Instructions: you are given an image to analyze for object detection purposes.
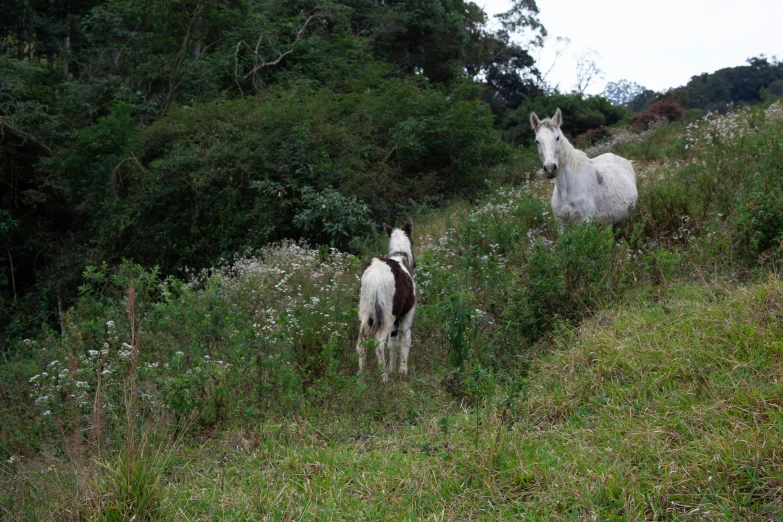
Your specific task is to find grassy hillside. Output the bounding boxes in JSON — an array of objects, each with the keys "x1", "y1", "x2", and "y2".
[{"x1": 2, "y1": 102, "x2": 783, "y2": 520}]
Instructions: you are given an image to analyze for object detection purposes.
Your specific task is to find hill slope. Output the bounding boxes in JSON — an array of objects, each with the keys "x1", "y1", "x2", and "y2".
[{"x1": 3, "y1": 101, "x2": 783, "y2": 520}]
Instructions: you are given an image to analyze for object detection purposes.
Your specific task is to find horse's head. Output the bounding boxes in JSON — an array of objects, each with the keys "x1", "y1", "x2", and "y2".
[
  {"x1": 530, "y1": 108, "x2": 563, "y2": 179},
  {"x1": 383, "y1": 218, "x2": 415, "y2": 273}
]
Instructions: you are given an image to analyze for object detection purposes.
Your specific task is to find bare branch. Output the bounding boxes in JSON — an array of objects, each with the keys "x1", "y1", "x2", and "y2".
[
  {"x1": 234, "y1": 14, "x2": 316, "y2": 91},
  {"x1": 162, "y1": 4, "x2": 205, "y2": 112},
  {"x1": 535, "y1": 36, "x2": 570, "y2": 91},
  {"x1": 574, "y1": 48, "x2": 604, "y2": 95},
  {"x1": 0, "y1": 116, "x2": 54, "y2": 156}
]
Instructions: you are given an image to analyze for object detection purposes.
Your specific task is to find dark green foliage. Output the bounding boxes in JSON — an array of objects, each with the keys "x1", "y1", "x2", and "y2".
[
  {"x1": 674, "y1": 56, "x2": 783, "y2": 111},
  {"x1": 511, "y1": 222, "x2": 630, "y2": 342},
  {"x1": 79, "y1": 0, "x2": 248, "y2": 115},
  {"x1": 767, "y1": 79, "x2": 783, "y2": 98},
  {"x1": 292, "y1": 188, "x2": 372, "y2": 247},
  {"x1": 441, "y1": 294, "x2": 479, "y2": 370},
  {"x1": 0, "y1": 0, "x2": 544, "y2": 343},
  {"x1": 733, "y1": 171, "x2": 783, "y2": 264},
  {"x1": 0, "y1": 57, "x2": 95, "y2": 341},
  {"x1": 462, "y1": 3, "x2": 543, "y2": 115},
  {"x1": 41, "y1": 102, "x2": 136, "y2": 233},
  {"x1": 111, "y1": 80, "x2": 507, "y2": 271},
  {"x1": 502, "y1": 92, "x2": 627, "y2": 145},
  {"x1": 373, "y1": 0, "x2": 469, "y2": 85},
  {"x1": 627, "y1": 88, "x2": 658, "y2": 112}
]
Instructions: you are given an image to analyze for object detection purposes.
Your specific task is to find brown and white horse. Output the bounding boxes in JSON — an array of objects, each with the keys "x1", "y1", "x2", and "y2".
[{"x1": 356, "y1": 218, "x2": 416, "y2": 382}]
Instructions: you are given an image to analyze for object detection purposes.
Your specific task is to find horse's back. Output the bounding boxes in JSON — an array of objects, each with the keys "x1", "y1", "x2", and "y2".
[
  {"x1": 589, "y1": 153, "x2": 637, "y2": 223},
  {"x1": 592, "y1": 153, "x2": 635, "y2": 181}
]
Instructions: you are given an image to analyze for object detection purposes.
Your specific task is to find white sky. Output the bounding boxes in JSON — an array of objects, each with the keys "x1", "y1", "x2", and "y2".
[{"x1": 481, "y1": 0, "x2": 783, "y2": 95}]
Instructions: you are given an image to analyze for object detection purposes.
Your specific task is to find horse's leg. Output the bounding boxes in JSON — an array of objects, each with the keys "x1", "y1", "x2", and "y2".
[
  {"x1": 397, "y1": 306, "x2": 415, "y2": 377},
  {"x1": 356, "y1": 324, "x2": 368, "y2": 375},
  {"x1": 375, "y1": 322, "x2": 394, "y2": 383},
  {"x1": 388, "y1": 320, "x2": 400, "y2": 374}
]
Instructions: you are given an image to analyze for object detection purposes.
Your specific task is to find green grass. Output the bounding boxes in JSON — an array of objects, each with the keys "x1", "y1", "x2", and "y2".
[
  {"x1": 5, "y1": 278, "x2": 782, "y2": 520},
  {"x1": 168, "y1": 279, "x2": 782, "y2": 520}
]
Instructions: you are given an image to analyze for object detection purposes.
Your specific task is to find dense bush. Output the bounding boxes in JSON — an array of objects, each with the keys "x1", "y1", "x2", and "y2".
[
  {"x1": 617, "y1": 102, "x2": 783, "y2": 272},
  {"x1": 14, "y1": 244, "x2": 359, "y2": 450},
  {"x1": 111, "y1": 80, "x2": 508, "y2": 272},
  {"x1": 502, "y1": 92, "x2": 627, "y2": 145},
  {"x1": 513, "y1": 222, "x2": 631, "y2": 342},
  {"x1": 575, "y1": 125, "x2": 611, "y2": 146},
  {"x1": 732, "y1": 171, "x2": 783, "y2": 264},
  {"x1": 630, "y1": 98, "x2": 684, "y2": 130},
  {"x1": 767, "y1": 79, "x2": 783, "y2": 98}
]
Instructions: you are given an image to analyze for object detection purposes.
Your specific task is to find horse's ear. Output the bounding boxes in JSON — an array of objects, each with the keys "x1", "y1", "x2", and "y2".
[
  {"x1": 552, "y1": 108, "x2": 562, "y2": 128},
  {"x1": 383, "y1": 223, "x2": 393, "y2": 237},
  {"x1": 530, "y1": 112, "x2": 541, "y2": 130},
  {"x1": 402, "y1": 218, "x2": 413, "y2": 236}
]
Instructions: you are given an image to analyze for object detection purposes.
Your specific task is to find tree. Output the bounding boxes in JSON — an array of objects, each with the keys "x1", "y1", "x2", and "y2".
[{"x1": 574, "y1": 48, "x2": 603, "y2": 95}]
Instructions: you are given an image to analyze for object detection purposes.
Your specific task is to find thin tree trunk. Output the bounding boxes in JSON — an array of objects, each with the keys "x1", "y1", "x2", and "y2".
[
  {"x1": 7, "y1": 248, "x2": 16, "y2": 303},
  {"x1": 57, "y1": 292, "x2": 66, "y2": 334},
  {"x1": 63, "y1": 32, "x2": 71, "y2": 78}
]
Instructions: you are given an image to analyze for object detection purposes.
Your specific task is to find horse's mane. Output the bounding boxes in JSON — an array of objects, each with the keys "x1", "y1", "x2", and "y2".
[{"x1": 542, "y1": 122, "x2": 589, "y2": 174}]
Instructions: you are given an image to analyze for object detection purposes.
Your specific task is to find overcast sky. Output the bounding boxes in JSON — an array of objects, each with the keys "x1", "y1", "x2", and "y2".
[{"x1": 481, "y1": 0, "x2": 783, "y2": 95}]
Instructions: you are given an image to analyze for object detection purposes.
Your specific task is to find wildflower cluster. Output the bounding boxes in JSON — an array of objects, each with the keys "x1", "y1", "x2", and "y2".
[
  {"x1": 684, "y1": 107, "x2": 751, "y2": 151},
  {"x1": 764, "y1": 100, "x2": 783, "y2": 124},
  {"x1": 28, "y1": 319, "x2": 140, "y2": 428},
  {"x1": 210, "y1": 241, "x2": 356, "y2": 344},
  {"x1": 28, "y1": 242, "x2": 362, "y2": 426}
]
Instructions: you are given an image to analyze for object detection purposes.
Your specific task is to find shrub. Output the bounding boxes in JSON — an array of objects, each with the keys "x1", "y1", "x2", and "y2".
[
  {"x1": 118, "y1": 80, "x2": 508, "y2": 271},
  {"x1": 631, "y1": 98, "x2": 684, "y2": 130},
  {"x1": 291, "y1": 187, "x2": 373, "y2": 247},
  {"x1": 732, "y1": 173, "x2": 783, "y2": 264},
  {"x1": 510, "y1": 221, "x2": 631, "y2": 343},
  {"x1": 575, "y1": 125, "x2": 611, "y2": 147},
  {"x1": 767, "y1": 79, "x2": 783, "y2": 98}
]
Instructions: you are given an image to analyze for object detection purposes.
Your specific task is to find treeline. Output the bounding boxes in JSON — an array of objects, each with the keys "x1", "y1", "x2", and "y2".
[{"x1": 630, "y1": 55, "x2": 783, "y2": 113}]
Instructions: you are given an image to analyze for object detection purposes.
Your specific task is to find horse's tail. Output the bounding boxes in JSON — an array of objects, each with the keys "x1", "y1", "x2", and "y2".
[
  {"x1": 366, "y1": 288, "x2": 384, "y2": 339},
  {"x1": 358, "y1": 275, "x2": 386, "y2": 340}
]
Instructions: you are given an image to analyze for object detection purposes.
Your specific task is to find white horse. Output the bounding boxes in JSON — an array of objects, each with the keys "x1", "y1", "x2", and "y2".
[
  {"x1": 356, "y1": 218, "x2": 416, "y2": 383},
  {"x1": 531, "y1": 108, "x2": 637, "y2": 224}
]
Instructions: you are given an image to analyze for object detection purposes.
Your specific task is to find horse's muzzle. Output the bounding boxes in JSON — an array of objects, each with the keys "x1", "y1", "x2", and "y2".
[{"x1": 544, "y1": 164, "x2": 558, "y2": 179}]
